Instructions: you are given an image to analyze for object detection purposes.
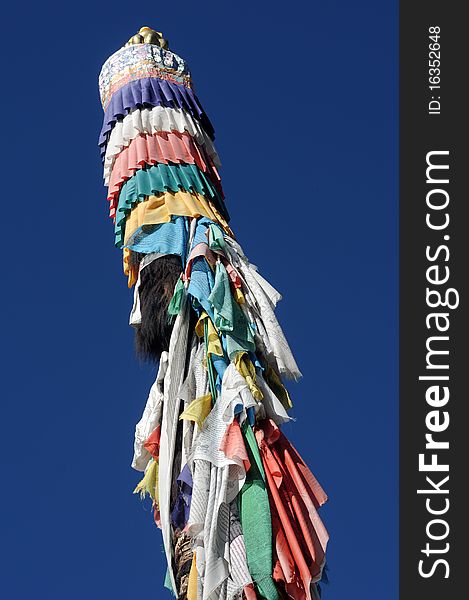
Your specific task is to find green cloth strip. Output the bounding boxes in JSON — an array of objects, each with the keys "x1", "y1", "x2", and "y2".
[
  {"x1": 204, "y1": 317, "x2": 218, "y2": 401},
  {"x1": 238, "y1": 422, "x2": 279, "y2": 600}
]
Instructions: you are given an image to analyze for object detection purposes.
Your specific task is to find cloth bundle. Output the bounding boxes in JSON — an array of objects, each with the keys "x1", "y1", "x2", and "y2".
[{"x1": 98, "y1": 40, "x2": 329, "y2": 600}]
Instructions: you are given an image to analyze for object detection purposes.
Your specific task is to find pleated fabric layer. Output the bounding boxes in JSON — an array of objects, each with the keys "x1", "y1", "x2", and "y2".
[
  {"x1": 98, "y1": 40, "x2": 329, "y2": 600},
  {"x1": 99, "y1": 77, "x2": 215, "y2": 153},
  {"x1": 103, "y1": 106, "x2": 220, "y2": 171},
  {"x1": 106, "y1": 131, "x2": 220, "y2": 193}
]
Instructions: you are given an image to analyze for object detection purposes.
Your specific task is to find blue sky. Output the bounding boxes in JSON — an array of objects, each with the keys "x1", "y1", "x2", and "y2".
[{"x1": 0, "y1": 1, "x2": 398, "y2": 598}]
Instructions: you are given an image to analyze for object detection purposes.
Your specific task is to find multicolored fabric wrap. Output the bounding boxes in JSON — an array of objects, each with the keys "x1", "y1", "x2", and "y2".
[{"x1": 99, "y1": 38, "x2": 329, "y2": 600}]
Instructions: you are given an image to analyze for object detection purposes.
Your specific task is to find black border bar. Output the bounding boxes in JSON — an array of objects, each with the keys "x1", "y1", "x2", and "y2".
[{"x1": 400, "y1": 2, "x2": 467, "y2": 597}]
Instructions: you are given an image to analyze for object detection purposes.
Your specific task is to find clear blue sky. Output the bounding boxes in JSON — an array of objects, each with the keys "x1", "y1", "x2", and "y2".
[{"x1": 0, "y1": 1, "x2": 398, "y2": 598}]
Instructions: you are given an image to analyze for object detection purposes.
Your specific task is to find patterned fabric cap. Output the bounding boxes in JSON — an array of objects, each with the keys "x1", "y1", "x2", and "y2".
[{"x1": 99, "y1": 43, "x2": 192, "y2": 110}]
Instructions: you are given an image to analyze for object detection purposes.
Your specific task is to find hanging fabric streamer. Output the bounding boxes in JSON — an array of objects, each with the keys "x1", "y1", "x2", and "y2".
[{"x1": 98, "y1": 26, "x2": 329, "y2": 600}]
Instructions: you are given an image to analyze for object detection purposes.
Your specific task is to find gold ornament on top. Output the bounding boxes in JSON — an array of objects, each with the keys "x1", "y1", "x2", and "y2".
[{"x1": 124, "y1": 26, "x2": 169, "y2": 50}]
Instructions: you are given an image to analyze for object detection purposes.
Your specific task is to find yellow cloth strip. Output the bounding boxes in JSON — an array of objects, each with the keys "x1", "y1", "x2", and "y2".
[
  {"x1": 234, "y1": 352, "x2": 263, "y2": 401},
  {"x1": 123, "y1": 247, "x2": 138, "y2": 287},
  {"x1": 194, "y1": 312, "x2": 206, "y2": 338},
  {"x1": 133, "y1": 459, "x2": 159, "y2": 503},
  {"x1": 265, "y1": 365, "x2": 293, "y2": 410},
  {"x1": 124, "y1": 191, "x2": 233, "y2": 245},
  {"x1": 187, "y1": 553, "x2": 198, "y2": 600},
  {"x1": 234, "y1": 288, "x2": 245, "y2": 304},
  {"x1": 195, "y1": 312, "x2": 224, "y2": 358},
  {"x1": 179, "y1": 393, "x2": 212, "y2": 430}
]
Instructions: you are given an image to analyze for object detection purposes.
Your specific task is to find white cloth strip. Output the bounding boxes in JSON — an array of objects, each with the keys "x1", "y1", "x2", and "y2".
[
  {"x1": 131, "y1": 351, "x2": 168, "y2": 471},
  {"x1": 159, "y1": 292, "x2": 191, "y2": 593}
]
